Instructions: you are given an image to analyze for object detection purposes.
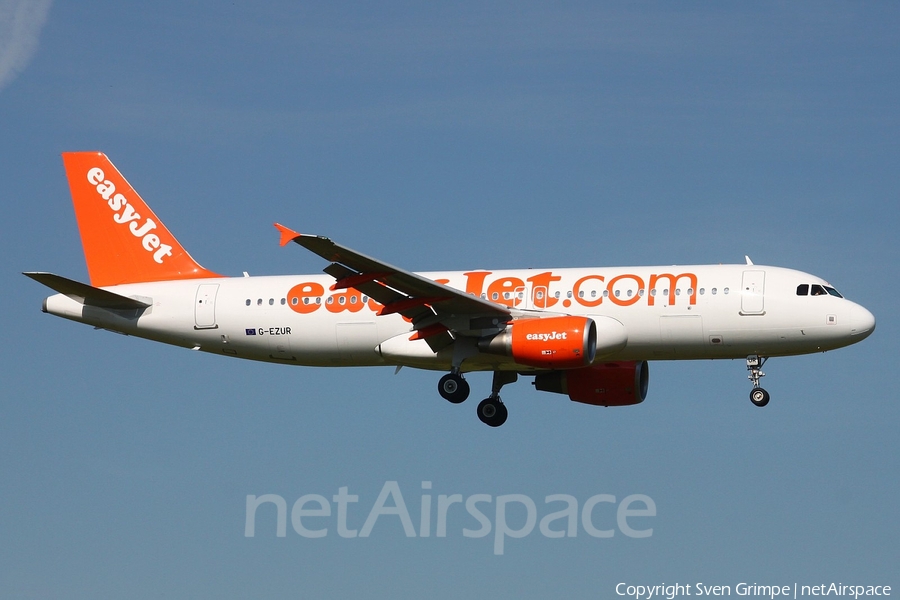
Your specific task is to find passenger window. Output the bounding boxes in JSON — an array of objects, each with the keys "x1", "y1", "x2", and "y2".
[
  {"x1": 280, "y1": 298, "x2": 286, "y2": 305},
  {"x1": 245, "y1": 299, "x2": 251, "y2": 306},
  {"x1": 699, "y1": 288, "x2": 705, "y2": 295},
  {"x1": 724, "y1": 288, "x2": 729, "y2": 294},
  {"x1": 797, "y1": 284, "x2": 809, "y2": 296},
  {"x1": 711, "y1": 288, "x2": 717, "y2": 295},
  {"x1": 269, "y1": 298, "x2": 274, "y2": 306},
  {"x1": 257, "y1": 298, "x2": 262, "y2": 306}
]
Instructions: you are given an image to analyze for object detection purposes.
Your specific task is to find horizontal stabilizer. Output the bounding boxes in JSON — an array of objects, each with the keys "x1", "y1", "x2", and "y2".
[{"x1": 23, "y1": 272, "x2": 151, "y2": 310}]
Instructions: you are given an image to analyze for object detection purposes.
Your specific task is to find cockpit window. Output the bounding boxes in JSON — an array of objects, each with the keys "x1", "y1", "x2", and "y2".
[{"x1": 800, "y1": 283, "x2": 843, "y2": 298}]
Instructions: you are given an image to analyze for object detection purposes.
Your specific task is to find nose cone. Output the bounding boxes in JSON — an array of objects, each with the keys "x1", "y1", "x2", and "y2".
[{"x1": 849, "y1": 304, "x2": 876, "y2": 339}]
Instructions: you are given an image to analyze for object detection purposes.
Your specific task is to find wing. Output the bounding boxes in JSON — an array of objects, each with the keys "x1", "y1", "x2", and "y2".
[{"x1": 275, "y1": 224, "x2": 511, "y2": 350}]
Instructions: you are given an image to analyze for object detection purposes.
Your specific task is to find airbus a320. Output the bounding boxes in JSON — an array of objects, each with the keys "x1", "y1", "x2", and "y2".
[{"x1": 25, "y1": 152, "x2": 876, "y2": 426}]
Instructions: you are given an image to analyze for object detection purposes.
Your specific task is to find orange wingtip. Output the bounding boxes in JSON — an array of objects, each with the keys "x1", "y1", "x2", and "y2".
[{"x1": 274, "y1": 223, "x2": 301, "y2": 247}]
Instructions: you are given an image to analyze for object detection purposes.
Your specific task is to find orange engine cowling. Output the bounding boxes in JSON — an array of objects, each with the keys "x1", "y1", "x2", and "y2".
[
  {"x1": 533, "y1": 361, "x2": 649, "y2": 406},
  {"x1": 478, "y1": 316, "x2": 597, "y2": 369}
]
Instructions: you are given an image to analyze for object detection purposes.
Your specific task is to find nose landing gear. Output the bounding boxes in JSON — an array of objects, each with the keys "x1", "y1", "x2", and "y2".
[{"x1": 746, "y1": 355, "x2": 770, "y2": 407}]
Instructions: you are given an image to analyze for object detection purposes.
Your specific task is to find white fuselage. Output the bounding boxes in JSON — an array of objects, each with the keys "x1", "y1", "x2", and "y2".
[{"x1": 42, "y1": 264, "x2": 875, "y2": 372}]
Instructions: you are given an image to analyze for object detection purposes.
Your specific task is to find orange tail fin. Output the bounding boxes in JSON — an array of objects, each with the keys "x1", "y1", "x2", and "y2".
[{"x1": 62, "y1": 152, "x2": 221, "y2": 287}]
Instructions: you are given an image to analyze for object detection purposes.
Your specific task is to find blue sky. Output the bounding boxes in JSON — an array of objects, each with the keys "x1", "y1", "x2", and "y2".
[{"x1": 2, "y1": 2, "x2": 898, "y2": 598}]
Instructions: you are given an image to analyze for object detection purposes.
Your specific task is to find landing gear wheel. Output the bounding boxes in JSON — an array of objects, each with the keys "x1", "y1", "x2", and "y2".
[
  {"x1": 438, "y1": 373, "x2": 469, "y2": 404},
  {"x1": 746, "y1": 355, "x2": 770, "y2": 407},
  {"x1": 477, "y1": 397, "x2": 508, "y2": 427},
  {"x1": 750, "y1": 387, "x2": 770, "y2": 407}
]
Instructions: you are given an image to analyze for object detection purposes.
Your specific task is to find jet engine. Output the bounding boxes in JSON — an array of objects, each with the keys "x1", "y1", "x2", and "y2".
[
  {"x1": 478, "y1": 316, "x2": 597, "y2": 369},
  {"x1": 533, "y1": 361, "x2": 649, "y2": 406}
]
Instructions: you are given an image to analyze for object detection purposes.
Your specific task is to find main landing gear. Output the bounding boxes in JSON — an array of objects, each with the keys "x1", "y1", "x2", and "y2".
[
  {"x1": 477, "y1": 372, "x2": 516, "y2": 428},
  {"x1": 438, "y1": 372, "x2": 469, "y2": 404},
  {"x1": 746, "y1": 355, "x2": 770, "y2": 407},
  {"x1": 477, "y1": 398, "x2": 507, "y2": 428},
  {"x1": 438, "y1": 370, "x2": 516, "y2": 427}
]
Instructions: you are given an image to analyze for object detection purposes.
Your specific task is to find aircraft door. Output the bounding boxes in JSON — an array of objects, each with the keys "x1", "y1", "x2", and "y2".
[
  {"x1": 532, "y1": 286, "x2": 549, "y2": 309},
  {"x1": 740, "y1": 270, "x2": 765, "y2": 315},
  {"x1": 513, "y1": 284, "x2": 549, "y2": 310},
  {"x1": 513, "y1": 285, "x2": 529, "y2": 309},
  {"x1": 194, "y1": 284, "x2": 219, "y2": 329}
]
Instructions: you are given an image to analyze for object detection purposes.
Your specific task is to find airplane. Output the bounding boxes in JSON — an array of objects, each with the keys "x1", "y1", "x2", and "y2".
[{"x1": 25, "y1": 152, "x2": 876, "y2": 427}]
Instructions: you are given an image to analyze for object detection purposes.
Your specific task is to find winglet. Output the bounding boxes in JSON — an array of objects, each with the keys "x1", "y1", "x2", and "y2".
[{"x1": 274, "y1": 223, "x2": 302, "y2": 247}]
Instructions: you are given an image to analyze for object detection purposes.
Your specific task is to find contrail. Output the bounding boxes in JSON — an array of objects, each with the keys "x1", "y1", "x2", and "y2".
[{"x1": 0, "y1": 0, "x2": 52, "y2": 92}]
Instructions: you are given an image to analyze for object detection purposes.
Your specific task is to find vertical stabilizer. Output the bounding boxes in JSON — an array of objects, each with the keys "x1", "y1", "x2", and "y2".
[{"x1": 62, "y1": 152, "x2": 221, "y2": 287}]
